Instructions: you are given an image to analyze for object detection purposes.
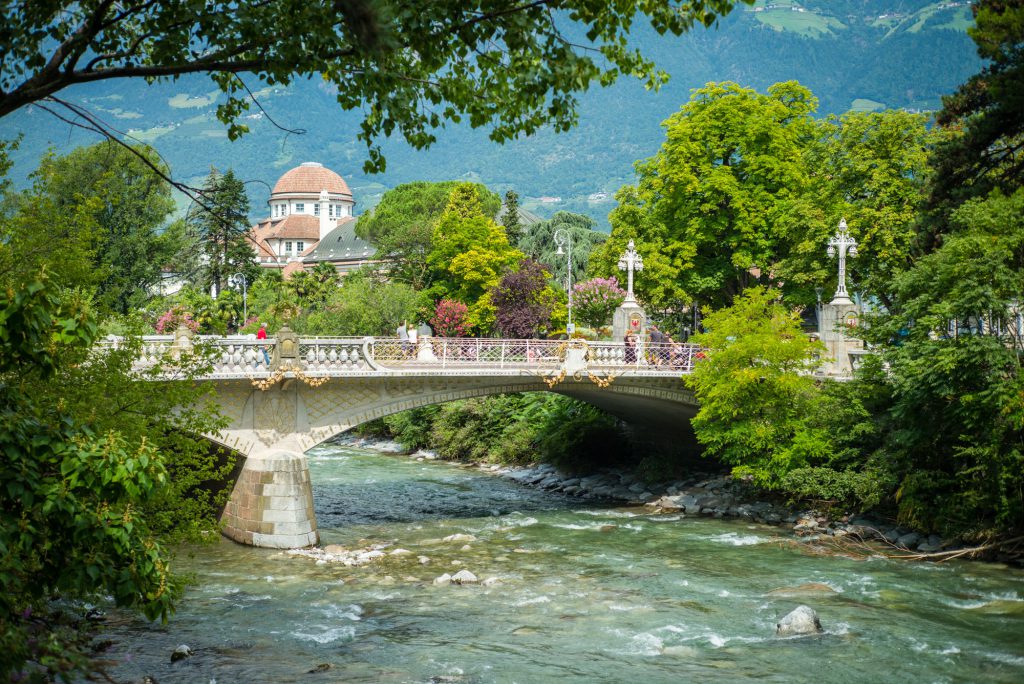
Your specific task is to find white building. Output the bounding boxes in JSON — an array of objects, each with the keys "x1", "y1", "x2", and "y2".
[{"x1": 249, "y1": 162, "x2": 376, "y2": 276}]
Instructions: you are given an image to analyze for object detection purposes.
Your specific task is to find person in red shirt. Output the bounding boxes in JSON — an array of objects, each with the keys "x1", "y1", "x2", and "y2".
[{"x1": 256, "y1": 322, "x2": 270, "y2": 365}]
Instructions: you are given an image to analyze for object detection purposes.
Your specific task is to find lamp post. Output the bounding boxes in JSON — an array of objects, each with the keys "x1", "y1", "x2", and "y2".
[
  {"x1": 554, "y1": 228, "x2": 574, "y2": 334},
  {"x1": 826, "y1": 218, "x2": 857, "y2": 304},
  {"x1": 617, "y1": 239, "x2": 644, "y2": 302},
  {"x1": 230, "y1": 272, "x2": 248, "y2": 324}
]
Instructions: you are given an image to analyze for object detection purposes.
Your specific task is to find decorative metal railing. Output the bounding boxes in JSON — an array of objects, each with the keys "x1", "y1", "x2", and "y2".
[{"x1": 122, "y1": 334, "x2": 701, "y2": 377}]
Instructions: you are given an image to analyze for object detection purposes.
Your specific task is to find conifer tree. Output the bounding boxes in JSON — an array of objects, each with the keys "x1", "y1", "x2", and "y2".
[
  {"x1": 502, "y1": 190, "x2": 523, "y2": 246},
  {"x1": 187, "y1": 168, "x2": 256, "y2": 297}
]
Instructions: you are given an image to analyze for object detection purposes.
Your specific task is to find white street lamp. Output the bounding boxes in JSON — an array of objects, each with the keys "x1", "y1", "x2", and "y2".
[
  {"x1": 826, "y1": 218, "x2": 857, "y2": 305},
  {"x1": 230, "y1": 272, "x2": 249, "y2": 324},
  {"x1": 554, "y1": 228, "x2": 574, "y2": 334},
  {"x1": 617, "y1": 239, "x2": 644, "y2": 303}
]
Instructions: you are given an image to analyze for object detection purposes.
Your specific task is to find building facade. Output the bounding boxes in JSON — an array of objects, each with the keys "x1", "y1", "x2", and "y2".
[{"x1": 249, "y1": 162, "x2": 377, "y2": 275}]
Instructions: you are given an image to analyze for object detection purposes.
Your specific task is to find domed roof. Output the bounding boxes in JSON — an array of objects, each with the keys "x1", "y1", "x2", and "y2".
[{"x1": 271, "y1": 162, "x2": 352, "y2": 197}]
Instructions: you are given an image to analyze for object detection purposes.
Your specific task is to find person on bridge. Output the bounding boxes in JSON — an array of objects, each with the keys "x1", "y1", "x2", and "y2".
[
  {"x1": 408, "y1": 323, "x2": 418, "y2": 357},
  {"x1": 624, "y1": 329, "x2": 637, "y2": 364},
  {"x1": 397, "y1": 320, "x2": 410, "y2": 357},
  {"x1": 256, "y1": 322, "x2": 271, "y2": 365}
]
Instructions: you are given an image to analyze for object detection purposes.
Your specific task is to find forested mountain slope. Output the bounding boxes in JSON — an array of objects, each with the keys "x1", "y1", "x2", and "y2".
[{"x1": 0, "y1": 1, "x2": 980, "y2": 228}]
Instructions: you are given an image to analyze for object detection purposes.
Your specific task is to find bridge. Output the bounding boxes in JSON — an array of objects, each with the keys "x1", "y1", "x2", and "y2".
[{"x1": 127, "y1": 327, "x2": 701, "y2": 549}]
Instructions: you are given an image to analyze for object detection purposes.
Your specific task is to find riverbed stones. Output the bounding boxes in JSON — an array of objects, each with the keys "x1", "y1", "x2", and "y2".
[
  {"x1": 443, "y1": 533, "x2": 477, "y2": 543},
  {"x1": 451, "y1": 569, "x2": 479, "y2": 584},
  {"x1": 433, "y1": 573, "x2": 453, "y2": 585},
  {"x1": 170, "y1": 644, "x2": 193, "y2": 662},
  {"x1": 776, "y1": 605, "x2": 823, "y2": 636}
]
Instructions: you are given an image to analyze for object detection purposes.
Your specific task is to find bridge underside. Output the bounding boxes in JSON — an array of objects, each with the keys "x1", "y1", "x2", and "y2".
[{"x1": 207, "y1": 372, "x2": 699, "y2": 548}]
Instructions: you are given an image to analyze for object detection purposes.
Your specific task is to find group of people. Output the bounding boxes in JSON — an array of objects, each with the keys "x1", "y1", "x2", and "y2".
[
  {"x1": 396, "y1": 320, "x2": 419, "y2": 356},
  {"x1": 623, "y1": 324, "x2": 689, "y2": 368}
]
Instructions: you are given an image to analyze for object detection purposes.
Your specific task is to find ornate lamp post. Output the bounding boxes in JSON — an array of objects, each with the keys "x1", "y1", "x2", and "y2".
[
  {"x1": 230, "y1": 272, "x2": 249, "y2": 324},
  {"x1": 617, "y1": 239, "x2": 644, "y2": 302},
  {"x1": 554, "y1": 228, "x2": 574, "y2": 333},
  {"x1": 826, "y1": 218, "x2": 857, "y2": 304}
]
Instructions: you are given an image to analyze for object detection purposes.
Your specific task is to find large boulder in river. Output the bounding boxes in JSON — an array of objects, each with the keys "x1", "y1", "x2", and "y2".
[
  {"x1": 451, "y1": 569, "x2": 479, "y2": 584},
  {"x1": 170, "y1": 644, "x2": 193, "y2": 662},
  {"x1": 776, "y1": 605, "x2": 823, "y2": 636}
]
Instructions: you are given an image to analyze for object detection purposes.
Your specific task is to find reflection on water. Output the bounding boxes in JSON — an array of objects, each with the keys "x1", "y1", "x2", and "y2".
[{"x1": 97, "y1": 444, "x2": 1024, "y2": 683}]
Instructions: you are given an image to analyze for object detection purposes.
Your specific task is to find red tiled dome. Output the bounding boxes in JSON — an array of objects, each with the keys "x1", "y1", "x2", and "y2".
[{"x1": 271, "y1": 162, "x2": 351, "y2": 197}]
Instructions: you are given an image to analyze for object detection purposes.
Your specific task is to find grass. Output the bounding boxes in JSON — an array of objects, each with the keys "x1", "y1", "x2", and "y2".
[
  {"x1": 753, "y1": 8, "x2": 846, "y2": 38},
  {"x1": 883, "y1": 2, "x2": 973, "y2": 38},
  {"x1": 168, "y1": 90, "x2": 220, "y2": 109},
  {"x1": 850, "y1": 98, "x2": 886, "y2": 113}
]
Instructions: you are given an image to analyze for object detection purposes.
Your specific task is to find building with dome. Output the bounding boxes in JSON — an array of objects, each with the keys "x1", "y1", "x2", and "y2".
[{"x1": 249, "y1": 161, "x2": 378, "y2": 275}]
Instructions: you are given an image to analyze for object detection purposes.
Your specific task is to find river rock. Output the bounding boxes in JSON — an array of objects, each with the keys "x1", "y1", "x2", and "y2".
[
  {"x1": 776, "y1": 605, "x2": 823, "y2": 636},
  {"x1": 896, "y1": 532, "x2": 922, "y2": 548},
  {"x1": 389, "y1": 548, "x2": 412, "y2": 556},
  {"x1": 443, "y1": 533, "x2": 477, "y2": 543},
  {"x1": 451, "y1": 569, "x2": 479, "y2": 584},
  {"x1": 433, "y1": 573, "x2": 453, "y2": 585},
  {"x1": 170, "y1": 644, "x2": 193, "y2": 662},
  {"x1": 418, "y1": 555, "x2": 431, "y2": 564},
  {"x1": 481, "y1": 577, "x2": 501, "y2": 587}
]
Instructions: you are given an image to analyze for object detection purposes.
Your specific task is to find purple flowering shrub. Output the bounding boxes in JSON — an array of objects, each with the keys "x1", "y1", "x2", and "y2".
[{"x1": 572, "y1": 277, "x2": 626, "y2": 328}]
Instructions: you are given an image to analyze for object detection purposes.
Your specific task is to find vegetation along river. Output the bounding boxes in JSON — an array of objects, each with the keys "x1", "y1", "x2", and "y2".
[{"x1": 98, "y1": 443, "x2": 1024, "y2": 683}]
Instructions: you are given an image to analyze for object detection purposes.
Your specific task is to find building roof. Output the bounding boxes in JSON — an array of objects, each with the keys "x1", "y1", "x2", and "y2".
[
  {"x1": 304, "y1": 217, "x2": 374, "y2": 262},
  {"x1": 271, "y1": 162, "x2": 352, "y2": 199},
  {"x1": 251, "y1": 214, "x2": 321, "y2": 241},
  {"x1": 496, "y1": 204, "x2": 543, "y2": 227}
]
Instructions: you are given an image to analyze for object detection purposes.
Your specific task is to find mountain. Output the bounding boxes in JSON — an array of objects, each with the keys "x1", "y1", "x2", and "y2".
[{"x1": 0, "y1": 1, "x2": 981, "y2": 229}]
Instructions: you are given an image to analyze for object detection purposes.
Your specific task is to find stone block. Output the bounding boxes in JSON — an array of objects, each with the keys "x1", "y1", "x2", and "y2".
[
  {"x1": 273, "y1": 520, "x2": 314, "y2": 536},
  {"x1": 268, "y1": 495, "x2": 305, "y2": 511}
]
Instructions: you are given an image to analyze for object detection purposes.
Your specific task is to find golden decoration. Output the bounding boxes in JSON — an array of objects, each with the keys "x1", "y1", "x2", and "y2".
[{"x1": 251, "y1": 365, "x2": 330, "y2": 390}]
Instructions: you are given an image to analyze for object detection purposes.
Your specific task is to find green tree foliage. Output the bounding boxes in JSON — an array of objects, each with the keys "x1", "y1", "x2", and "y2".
[
  {"x1": 491, "y1": 259, "x2": 557, "y2": 339},
  {"x1": 20, "y1": 141, "x2": 180, "y2": 315},
  {"x1": 864, "y1": 189, "x2": 1024, "y2": 536},
  {"x1": 0, "y1": 280, "x2": 175, "y2": 677},
  {"x1": 356, "y1": 181, "x2": 499, "y2": 289},
  {"x1": 778, "y1": 110, "x2": 937, "y2": 308},
  {"x1": 426, "y1": 183, "x2": 523, "y2": 332},
  {"x1": 593, "y1": 82, "x2": 819, "y2": 310},
  {"x1": 518, "y1": 211, "x2": 606, "y2": 287},
  {"x1": 303, "y1": 271, "x2": 426, "y2": 337},
  {"x1": 380, "y1": 393, "x2": 629, "y2": 472},
  {"x1": 0, "y1": 1, "x2": 750, "y2": 171},
  {"x1": 686, "y1": 288, "x2": 828, "y2": 488},
  {"x1": 928, "y1": 0, "x2": 1024, "y2": 223},
  {"x1": 501, "y1": 190, "x2": 523, "y2": 246},
  {"x1": 187, "y1": 167, "x2": 257, "y2": 297}
]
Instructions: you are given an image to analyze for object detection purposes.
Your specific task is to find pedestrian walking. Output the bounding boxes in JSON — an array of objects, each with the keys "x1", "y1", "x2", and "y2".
[{"x1": 256, "y1": 322, "x2": 271, "y2": 365}]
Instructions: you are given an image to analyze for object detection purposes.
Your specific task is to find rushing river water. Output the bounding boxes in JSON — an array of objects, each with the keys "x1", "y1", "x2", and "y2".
[{"x1": 98, "y1": 443, "x2": 1024, "y2": 683}]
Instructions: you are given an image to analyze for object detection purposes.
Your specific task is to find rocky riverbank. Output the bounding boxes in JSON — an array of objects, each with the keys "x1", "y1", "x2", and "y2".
[{"x1": 333, "y1": 435, "x2": 954, "y2": 556}]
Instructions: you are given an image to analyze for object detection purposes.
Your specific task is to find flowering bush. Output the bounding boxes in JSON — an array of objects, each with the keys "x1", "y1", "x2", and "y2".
[
  {"x1": 572, "y1": 277, "x2": 626, "y2": 328},
  {"x1": 430, "y1": 298, "x2": 471, "y2": 337},
  {"x1": 155, "y1": 304, "x2": 199, "y2": 333}
]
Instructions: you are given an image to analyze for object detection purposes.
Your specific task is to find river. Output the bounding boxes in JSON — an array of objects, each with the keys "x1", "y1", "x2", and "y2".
[{"x1": 97, "y1": 442, "x2": 1024, "y2": 683}]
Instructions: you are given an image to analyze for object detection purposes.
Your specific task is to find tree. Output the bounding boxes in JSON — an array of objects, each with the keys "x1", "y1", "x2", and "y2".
[
  {"x1": 491, "y1": 259, "x2": 556, "y2": 338},
  {"x1": 25, "y1": 141, "x2": 180, "y2": 315},
  {"x1": 686, "y1": 287, "x2": 827, "y2": 489},
  {"x1": 501, "y1": 190, "x2": 523, "y2": 246},
  {"x1": 776, "y1": 110, "x2": 937, "y2": 309},
  {"x1": 427, "y1": 183, "x2": 523, "y2": 332},
  {"x1": 187, "y1": 167, "x2": 256, "y2": 297},
  {"x1": 862, "y1": 188, "x2": 1024, "y2": 537},
  {"x1": 431, "y1": 298, "x2": 471, "y2": 337},
  {"x1": 572, "y1": 277, "x2": 626, "y2": 329},
  {"x1": 927, "y1": 0, "x2": 1024, "y2": 224},
  {"x1": 356, "y1": 181, "x2": 500, "y2": 289},
  {"x1": 1, "y1": 1, "x2": 749, "y2": 172},
  {"x1": 518, "y1": 210, "x2": 606, "y2": 286},
  {"x1": 303, "y1": 271, "x2": 426, "y2": 337},
  {"x1": 594, "y1": 81, "x2": 820, "y2": 310}
]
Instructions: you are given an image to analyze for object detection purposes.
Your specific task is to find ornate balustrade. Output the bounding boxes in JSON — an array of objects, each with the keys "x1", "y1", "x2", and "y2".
[{"x1": 119, "y1": 332, "x2": 701, "y2": 377}]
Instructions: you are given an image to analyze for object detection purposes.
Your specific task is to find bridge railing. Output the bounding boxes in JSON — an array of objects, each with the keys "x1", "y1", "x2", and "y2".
[{"x1": 121, "y1": 333, "x2": 701, "y2": 376}]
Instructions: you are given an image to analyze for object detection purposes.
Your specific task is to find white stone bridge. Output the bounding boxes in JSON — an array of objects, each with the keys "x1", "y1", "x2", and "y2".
[{"x1": 130, "y1": 329, "x2": 701, "y2": 549}]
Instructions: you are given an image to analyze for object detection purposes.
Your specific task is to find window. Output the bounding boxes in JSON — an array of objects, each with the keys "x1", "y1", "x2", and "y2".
[
  {"x1": 328, "y1": 204, "x2": 334, "y2": 218},
  {"x1": 285, "y1": 241, "x2": 293, "y2": 254},
  {"x1": 295, "y1": 203, "x2": 305, "y2": 213},
  {"x1": 314, "y1": 203, "x2": 320, "y2": 216},
  {"x1": 296, "y1": 241, "x2": 305, "y2": 253}
]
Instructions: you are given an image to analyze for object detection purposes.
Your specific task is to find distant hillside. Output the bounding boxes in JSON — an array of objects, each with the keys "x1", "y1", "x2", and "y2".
[{"x1": 0, "y1": 1, "x2": 981, "y2": 229}]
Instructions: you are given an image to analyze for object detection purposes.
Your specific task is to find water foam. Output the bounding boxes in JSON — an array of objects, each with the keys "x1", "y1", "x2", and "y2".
[{"x1": 291, "y1": 625, "x2": 356, "y2": 644}]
